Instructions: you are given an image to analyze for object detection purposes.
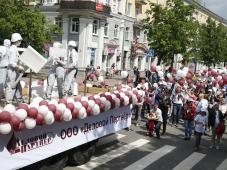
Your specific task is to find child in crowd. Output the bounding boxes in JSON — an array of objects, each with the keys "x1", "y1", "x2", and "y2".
[
  {"x1": 194, "y1": 108, "x2": 208, "y2": 151},
  {"x1": 146, "y1": 112, "x2": 156, "y2": 136}
]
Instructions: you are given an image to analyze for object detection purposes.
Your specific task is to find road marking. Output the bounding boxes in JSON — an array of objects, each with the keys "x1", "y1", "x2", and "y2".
[
  {"x1": 173, "y1": 152, "x2": 206, "y2": 170},
  {"x1": 216, "y1": 158, "x2": 227, "y2": 170},
  {"x1": 123, "y1": 145, "x2": 176, "y2": 170},
  {"x1": 78, "y1": 139, "x2": 150, "y2": 170}
]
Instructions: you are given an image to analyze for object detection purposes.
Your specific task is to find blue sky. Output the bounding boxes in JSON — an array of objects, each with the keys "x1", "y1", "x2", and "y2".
[{"x1": 204, "y1": 0, "x2": 227, "y2": 19}]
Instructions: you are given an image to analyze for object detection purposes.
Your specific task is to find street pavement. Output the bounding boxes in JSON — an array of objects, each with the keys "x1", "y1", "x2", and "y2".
[{"x1": 64, "y1": 119, "x2": 227, "y2": 170}]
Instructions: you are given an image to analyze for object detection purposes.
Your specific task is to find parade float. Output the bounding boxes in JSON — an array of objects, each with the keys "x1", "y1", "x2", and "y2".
[{"x1": 0, "y1": 45, "x2": 139, "y2": 169}]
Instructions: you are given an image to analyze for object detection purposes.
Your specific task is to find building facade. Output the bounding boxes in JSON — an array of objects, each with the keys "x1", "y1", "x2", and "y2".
[{"x1": 37, "y1": 0, "x2": 226, "y2": 71}]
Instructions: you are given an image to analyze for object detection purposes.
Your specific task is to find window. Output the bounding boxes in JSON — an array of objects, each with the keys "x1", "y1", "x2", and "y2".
[
  {"x1": 136, "y1": 6, "x2": 142, "y2": 17},
  {"x1": 70, "y1": 18, "x2": 79, "y2": 33},
  {"x1": 143, "y1": 30, "x2": 147, "y2": 42},
  {"x1": 93, "y1": 20, "x2": 99, "y2": 35},
  {"x1": 114, "y1": 24, "x2": 119, "y2": 38},
  {"x1": 112, "y1": 0, "x2": 117, "y2": 13},
  {"x1": 125, "y1": 27, "x2": 129, "y2": 41},
  {"x1": 127, "y1": 3, "x2": 132, "y2": 16},
  {"x1": 55, "y1": 17, "x2": 62, "y2": 29},
  {"x1": 104, "y1": 23, "x2": 109, "y2": 37}
]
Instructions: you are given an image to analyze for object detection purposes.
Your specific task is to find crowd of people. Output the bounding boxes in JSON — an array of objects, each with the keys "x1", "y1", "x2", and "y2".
[
  {"x1": 131, "y1": 66, "x2": 227, "y2": 151},
  {"x1": 1, "y1": 33, "x2": 227, "y2": 152}
]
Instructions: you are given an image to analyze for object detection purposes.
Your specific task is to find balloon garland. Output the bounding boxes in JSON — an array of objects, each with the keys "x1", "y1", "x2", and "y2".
[{"x1": 0, "y1": 86, "x2": 142, "y2": 135}]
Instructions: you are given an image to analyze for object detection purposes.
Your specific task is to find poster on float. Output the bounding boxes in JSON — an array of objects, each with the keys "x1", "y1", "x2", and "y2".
[{"x1": 0, "y1": 106, "x2": 131, "y2": 170}]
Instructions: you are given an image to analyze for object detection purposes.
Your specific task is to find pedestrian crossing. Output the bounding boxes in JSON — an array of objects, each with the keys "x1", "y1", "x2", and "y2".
[
  {"x1": 74, "y1": 132, "x2": 227, "y2": 170},
  {"x1": 172, "y1": 152, "x2": 206, "y2": 170},
  {"x1": 216, "y1": 158, "x2": 227, "y2": 170}
]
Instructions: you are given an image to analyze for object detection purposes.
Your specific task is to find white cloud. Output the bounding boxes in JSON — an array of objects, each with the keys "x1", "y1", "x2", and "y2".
[{"x1": 203, "y1": 0, "x2": 227, "y2": 19}]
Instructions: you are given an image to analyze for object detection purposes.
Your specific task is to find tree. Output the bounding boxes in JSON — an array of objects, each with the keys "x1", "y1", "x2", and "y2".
[
  {"x1": 0, "y1": 0, "x2": 61, "y2": 53},
  {"x1": 198, "y1": 17, "x2": 227, "y2": 67},
  {"x1": 144, "y1": 0, "x2": 198, "y2": 66}
]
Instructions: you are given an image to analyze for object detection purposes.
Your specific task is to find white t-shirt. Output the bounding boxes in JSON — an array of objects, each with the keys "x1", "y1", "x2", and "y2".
[
  {"x1": 219, "y1": 104, "x2": 227, "y2": 114},
  {"x1": 194, "y1": 114, "x2": 207, "y2": 133},
  {"x1": 153, "y1": 108, "x2": 163, "y2": 122},
  {"x1": 197, "y1": 99, "x2": 208, "y2": 112}
]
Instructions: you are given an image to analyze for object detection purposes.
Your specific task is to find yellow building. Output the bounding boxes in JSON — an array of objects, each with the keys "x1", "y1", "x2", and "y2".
[{"x1": 131, "y1": 0, "x2": 227, "y2": 70}]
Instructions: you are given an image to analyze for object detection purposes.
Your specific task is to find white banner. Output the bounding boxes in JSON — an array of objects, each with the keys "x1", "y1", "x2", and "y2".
[{"x1": 0, "y1": 106, "x2": 131, "y2": 170}]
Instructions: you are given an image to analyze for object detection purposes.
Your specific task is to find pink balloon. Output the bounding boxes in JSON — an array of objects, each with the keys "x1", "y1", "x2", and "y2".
[
  {"x1": 168, "y1": 77, "x2": 174, "y2": 83},
  {"x1": 208, "y1": 71, "x2": 212, "y2": 77},
  {"x1": 222, "y1": 75, "x2": 227, "y2": 85},
  {"x1": 186, "y1": 73, "x2": 192, "y2": 79},
  {"x1": 150, "y1": 65, "x2": 156, "y2": 72},
  {"x1": 218, "y1": 80, "x2": 224, "y2": 87},
  {"x1": 172, "y1": 68, "x2": 177, "y2": 74},
  {"x1": 187, "y1": 79, "x2": 192, "y2": 84}
]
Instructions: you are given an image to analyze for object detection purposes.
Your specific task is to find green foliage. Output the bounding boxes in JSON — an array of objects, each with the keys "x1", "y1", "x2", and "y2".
[
  {"x1": 0, "y1": 0, "x2": 62, "y2": 52},
  {"x1": 144, "y1": 0, "x2": 198, "y2": 65},
  {"x1": 198, "y1": 17, "x2": 227, "y2": 66}
]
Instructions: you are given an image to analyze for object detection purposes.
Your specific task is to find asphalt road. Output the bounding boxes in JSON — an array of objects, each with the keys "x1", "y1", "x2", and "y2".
[{"x1": 64, "y1": 119, "x2": 227, "y2": 170}]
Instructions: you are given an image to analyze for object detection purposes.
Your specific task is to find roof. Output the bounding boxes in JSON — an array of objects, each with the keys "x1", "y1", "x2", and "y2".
[{"x1": 184, "y1": 0, "x2": 227, "y2": 25}]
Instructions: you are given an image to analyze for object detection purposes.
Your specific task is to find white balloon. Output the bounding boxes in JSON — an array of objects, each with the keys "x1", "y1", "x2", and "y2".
[
  {"x1": 45, "y1": 111, "x2": 54, "y2": 124},
  {"x1": 114, "y1": 98, "x2": 120, "y2": 108},
  {"x1": 92, "y1": 104, "x2": 100, "y2": 115},
  {"x1": 124, "y1": 96, "x2": 129, "y2": 106},
  {"x1": 121, "y1": 71, "x2": 128, "y2": 78},
  {"x1": 167, "y1": 73, "x2": 172, "y2": 78},
  {"x1": 63, "y1": 108, "x2": 72, "y2": 122},
  {"x1": 46, "y1": 117, "x2": 55, "y2": 125},
  {"x1": 57, "y1": 103, "x2": 66, "y2": 113},
  {"x1": 29, "y1": 102, "x2": 39, "y2": 110},
  {"x1": 156, "y1": 66, "x2": 162, "y2": 71},
  {"x1": 3, "y1": 104, "x2": 16, "y2": 115},
  {"x1": 105, "y1": 92, "x2": 111, "y2": 96},
  {"x1": 182, "y1": 67, "x2": 189, "y2": 73},
  {"x1": 181, "y1": 70, "x2": 187, "y2": 78},
  {"x1": 25, "y1": 118, "x2": 36, "y2": 129},
  {"x1": 138, "y1": 90, "x2": 143, "y2": 96},
  {"x1": 38, "y1": 105, "x2": 49, "y2": 116},
  {"x1": 177, "y1": 70, "x2": 182, "y2": 77},
  {"x1": 78, "y1": 107, "x2": 87, "y2": 119},
  {"x1": 81, "y1": 96, "x2": 89, "y2": 102},
  {"x1": 74, "y1": 102, "x2": 82, "y2": 110},
  {"x1": 113, "y1": 90, "x2": 119, "y2": 94},
  {"x1": 32, "y1": 97, "x2": 43, "y2": 104},
  {"x1": 217, "y1": 75, "x2": 222, "y2": 81},
  {"x1": 88, "y1": 100, "x2": 95, "y2": 108},
  {"x1": 93, "y1": 95, "x2": 100, "y2": 99},
  {"x1": 158, "y1": 71, "x2": 164, "y2": 77},
  {"x1": 48, "y1": 100, "x2": 58, "y2": 107},
  {"x1": 0, "y1": 123, "x2": 12, "y2": 134},
  {"x1": 100, "y1": 97, "x2": 107, "y2": 103},
  {"x1": 111, "y1": 94, "x2": 117, "y2": 99},
  {"x1": 98, "y1": 76, "x2": 104, "y2": 82},
  {"x1": 119, "y1": 92, "x2": 126, "y2": 98},
  {"x1": 132, "y1": 94, "x2": 138, "y2": 104},
  {"x1": 67, "y1": 97, "x2": 74, "y2": 104},
  {"x1": 14, "y1": 109, "x2": 27, "y2": 121},
  {"x1": 105, "y1": 100, "x2": 111, "y2": 111},
  {"x1": 128, "y1": 91, "x2": 133, "y2": 96}
]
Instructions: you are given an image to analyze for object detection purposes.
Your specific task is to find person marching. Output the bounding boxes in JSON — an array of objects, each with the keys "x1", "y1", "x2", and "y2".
[
  {"x1": 45, "y1": 42, "x2": 65, "y2": 100},
  {"x1": 5, "y1": 33, "x2": 24, "y2": 104},
  {"x1": 194, "y1": 108, "x2": 208, "y2": 151},
  {"x1": 0, "y1": 39, "x2": 11, "y2": 99},
  {"x1": 63, "y1": 41, "x2": 78, "y2": 97},
  {"x1": 182, "y1": 98, "x2": 196, "y2": 140}
]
